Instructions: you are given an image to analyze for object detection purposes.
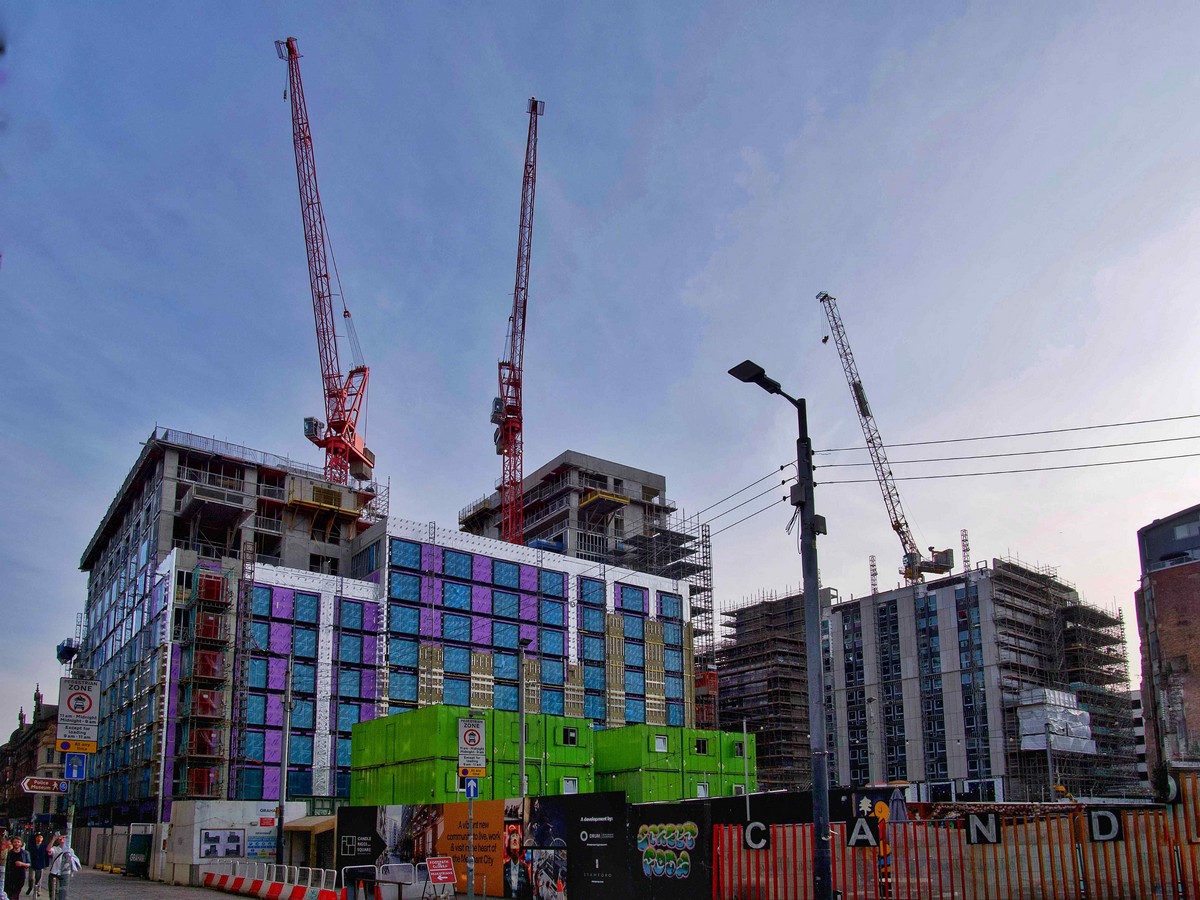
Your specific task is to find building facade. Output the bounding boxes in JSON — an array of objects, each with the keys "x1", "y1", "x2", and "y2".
[
  {"x1": 1135, "y1": 502, "x2": 1200, "y2": 779},
  {"x1": 78, "y1": 429, "x2": 696, "y2": 824},
  {"x1": 827, "y1": 558, "x2": 1139, "y2": 801},
  {"x1": 458, "y1": 450, "x2": 717, "y2": 725},
  {"x1": 0, "y1": 688, "x2": 66, "y2": 829}
]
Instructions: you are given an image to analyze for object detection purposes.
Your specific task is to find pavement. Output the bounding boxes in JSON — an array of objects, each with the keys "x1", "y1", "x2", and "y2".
[{"x1": 65, "y1": 866, "x2": 230, "y2": 898}]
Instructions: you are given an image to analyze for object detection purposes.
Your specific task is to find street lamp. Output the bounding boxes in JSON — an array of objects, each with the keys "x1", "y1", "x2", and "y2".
[
  {"x1": 729, "y1": 359, "x2": 833, "y2": 900},
  {"x1": 518, "y1": 637, "x2": 533, "y2": 799}
]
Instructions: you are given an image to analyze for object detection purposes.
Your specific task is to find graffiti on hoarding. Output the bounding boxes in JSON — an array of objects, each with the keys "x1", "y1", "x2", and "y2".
[{"x1": 636, "y1": 821, "x2": 698, "y2": 879}]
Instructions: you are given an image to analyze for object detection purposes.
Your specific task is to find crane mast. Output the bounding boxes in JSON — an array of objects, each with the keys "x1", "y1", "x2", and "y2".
[
  {"x1": 277, "y1": 37, "x2": 374, "y2": 485},
  {"x1": 492, "y1": 98, "x2": 544, "y2": 545},
  {"x1": 817, "y1": 291, "x2": 952, "y2": 584}
]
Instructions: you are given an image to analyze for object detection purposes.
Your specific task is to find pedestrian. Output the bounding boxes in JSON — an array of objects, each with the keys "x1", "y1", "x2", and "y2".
[
  {"x1": 25, "y1": 835, "x2": 47, "y2": 898},
  {"x1": 3, "y1": 838, "x2": 29, "y2": 900},
  {"x1": 44, "y1": 839, "x2": 76, "y2": 900}
]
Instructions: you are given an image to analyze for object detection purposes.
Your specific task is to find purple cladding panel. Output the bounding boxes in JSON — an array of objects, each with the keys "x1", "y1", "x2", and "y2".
[
  {"x1": 265, "y1": 730, "x2": 282, "y2": 764},
  {"x1": 364, "y1": 635, "x2": 377, "y2": 665},
  {"x1": 519, "y1": 565, "x2": 538, "y2": 592},
  {"x1": 430, "y1": 579, "x2": 443, "y2": 606},
  {"x1": 363, "y1": 601, "x2": 381, "y2": 631},
  {"x1": 360, "y1": 705, "x2": 376, "y2": 723},
  {"x1": 422, "y1": 543, "x2": 438, "y2": 572},
  {"x1": 272, "y1": 589, "x2": 295, "y2": 620},
  {"x1": 472, "y1": 586, "x2": 491, "y2": 614},
  {"x1": 262, "y1": 768, "x2": 280, "y2": 801},
  {"x1": 421, "y1": 606, "x2": 437, "y2": 637},
  {"x1": 362, "y1": 669, "x2": 377, "y2": 701},
  {"x1": 269, "y1": 623, "x2": 291, "y2": 656},
  {"x1": 472, "y1": 617, "x2": 490, "y2": 645},
  {"x1": 268, "y1": 658, "x2": 287, "y2": 691},
  {"x1": 519, "y1": 594, "x2": 538, "y2": 622},
  {"x1": 472, "y1": 554, "x2": 492, "y2": 583},
  {"x1": 266, "y1": 695, "x2": 283, "y2": 727},
  {"x1": 520, "y1": 623, "x2": 538, "y2": 647}
]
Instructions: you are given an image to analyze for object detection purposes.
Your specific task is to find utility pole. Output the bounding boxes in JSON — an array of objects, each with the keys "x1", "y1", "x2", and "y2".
[{"x1": 276, "y1": 656, "x2": 293, "y2": 865}]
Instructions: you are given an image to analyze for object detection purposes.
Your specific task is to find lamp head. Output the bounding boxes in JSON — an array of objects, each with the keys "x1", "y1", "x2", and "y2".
[{"x1": 729, "y1": 360, "x2": 782, "y2": 396}]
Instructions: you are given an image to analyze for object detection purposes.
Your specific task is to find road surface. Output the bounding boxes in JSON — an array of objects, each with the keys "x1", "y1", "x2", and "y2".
[{"x1": 70, "y1": 866, "x2": 230, "y2": 898}]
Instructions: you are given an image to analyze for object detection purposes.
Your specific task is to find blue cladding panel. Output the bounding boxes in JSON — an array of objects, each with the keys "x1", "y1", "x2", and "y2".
[
  {"x1": 493, "y1": 591, "x2": 519, "y2": 619},
  {"x1": 390, "y1": 604, "x2": 420, "y2": 635},
  {"x1": 665, "y1": 649, "x2": 683, "y2": 673},
  {"x1": 338, "y1": 669, "x2": 361, "y2": 698},
  {"x1": 390, "y1": 572, "x2": 421, "y2": 602},
  {"x1": 390, "y1": 673, "x2": 418, "y2": 702},
  {"x1": 660, "y1": 594, "x2": 683, "y2": 620},
  {"x1": 624, "y1": 615, "x2": 644, "y2": 640},
  {"x1": 248, "y1": 695, "x2": 266, "y2": 725},
  {"x1": 668, "y1": 703, "x2": 684, "y2": 726},
  {"x1": 245, "y1": 731, "x2": 265, "y2": 762},
  {"x1": 389, "y1": 639, "x2": 419, "y2": 668},
  {"x1": 249, "y1": 658, "x2": 268, "y2": 689},
  {"x1": 443, "y1": 614, "x2": 471, "y2": 642},
  {"x1": 539, "y1": 570, "x2": 565, "y2": 597},
  {"x1": 444, "y1": 678, "x2": 470, "y2": 706},
  {"x1": 540, "y1": 600, "x2": 565, "y2": 626},
  {"x1": 294, "y1": 663, "x2": 315, "y2": 693},
  {"x1": 295, "y1": 593, "x2": 319, "y2": 623},
  {"x1": 252, "y1": 587, "x2": 272, "y2": 617},
  {"x1": 625, "y1": 698, "x2": 646, "y2": 723},
  {"x1": 541, "y1": 658, "x2": 564, "y2": 686},
  {"x1": 494, "y1": 653, "x2": 518, "y2": 681},
  {"x1": 584, "y1": 664, "x2": 605, "y2": 690},
  {"x1": 620, "y1": 586, "x2": 646, "y2": 613},
  {"x1": 290, "y1": 735, "x2": 314, "y2": 765},
  {"x1": 336, "y1": 703, "x2": 360, "y2": 732},
  {"x1": 337, "y1": 737, "x2": 352, "y2": 767},
  {"x1": 625, "y1": 643, "x2": 645, "y2": 668},
  {"x1": 624, "y1": 671, "x2": 645, "y2": 695},
  {"x1": 341, "y1": 600, "x2": 363, "y2": 630},
  {"x1": 580, "y1": 578, "x2": 605, "y2": 606},
  {"x1": 663, "y1": 623, "x2": 683, "y2": 646},
  {"x1": 493, "y1": 561, "x2": 520, "y2": 588},
  {"x1": 540, "y1": 630, "x2": 564, "y2": 657},
  {"x1": 292, "y1": 700, "x2": 314, "y2": 729},
  {"x1": 288, "y1": 771, "x2": 313, "y2": 796},
  {"x1": 445, "y1": 646, "x2": 471, "y2": 675},
  {"x1": 582, "y1": 636, "x2": 604, "y2": 662},
  {"x1": 493, "y1": 622, "x2": 519, "y2": 649},
  {"x1": 542, "y1": 690, "x2": 564, "y2": 716},
  {"x1": 582, "y1": 607, "x2": 604, "y2": 633},
  {"x1": 584, "y1": 694, "x2": 606, "y2": 720},
  {"x1": 252, "y1": 622, "x2": 269, "y2": 649},
  {"x1": 665, "y1": 675, "x2": 684, "y2": 700},
  {"x1": 339, "y1": 634, "x2": 362, "y2": 664},
  {"x1": 294, "y1": 629, "x2": 318, "y2": 659},
  {"x1": 444, "y1": 582, "x2": 472, "y2": 610},
  {"x1": 494, "y1": 684, "x2": 518, "y2": 711},
  {"x1": 444, "y1": 550, "x2": 472, "y2": 579}
]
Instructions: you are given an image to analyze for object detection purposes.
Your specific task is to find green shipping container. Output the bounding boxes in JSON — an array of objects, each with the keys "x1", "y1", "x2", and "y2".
[
  {"x1": 596, "y1": 768, "x2": 684, "y2": 803},
  {"x1": 682, "y1": 728, "x2": 721, "y2": 775},
  {"x1": 595, "y1": 724, "x2": 683, "y2": 773},
  {"x1": 718, "y1": 729, "x2": 756, "y2": 774}
]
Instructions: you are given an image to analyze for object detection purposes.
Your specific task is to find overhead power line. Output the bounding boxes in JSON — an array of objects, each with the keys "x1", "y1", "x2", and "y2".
[
  {"x1": 816, "y1": 413, "x2": 1200, "y2": 454},
  {"x1": 817, "y1": 450, "x2": 1200, "y2": 484},
  {"x1": 697, "y1": 465, "x2": 792, "y2": 515},
  {"x1": 818, "y1": 434, "x2": 1200, "y2": 468},
  {"x1": 710, "y1": 498, "x2": 787, "y2": 537}
]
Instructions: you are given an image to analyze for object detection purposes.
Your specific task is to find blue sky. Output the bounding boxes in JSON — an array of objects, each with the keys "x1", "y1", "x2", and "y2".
[{"x1": 3, "y1": 3, "x2": 1199, "y2": 733}]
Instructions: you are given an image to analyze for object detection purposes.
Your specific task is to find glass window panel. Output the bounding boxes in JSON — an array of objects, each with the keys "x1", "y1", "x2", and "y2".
[
  {"x1": 583, "y1": 664, "x2": 605, "y2": 690},
  {"x1": 443, "y1": 582, "x2": 472, "y2": 610},
  {"x1": 493, "y1": 621, "x2": 519, "y2": 649},
  {"x1": 663, "y1": 623, "x2": 683, "y2": 646},
  {"x1": 389, "y1": 673, "x2": 418, "y2": 702},
  {"x1": 493, "y1": 560, "x2": 520, "y2": 588},
  {"x1": 494, "y1": 683, "x2": 518, "y2": 711},
  {"x1": 287, "y1": 770, "x2": 313, "y2": 797},
  {"x1": 581, "y1": 607, "x2": 605, "y2": 633},
  {"x1": 443, "y1": 614, "x2": 471, "y2": 642},
  {"x1": 241, "y1": 768, "x2": 264, "y2": 800},
  {"x1": 336, "y1": 703, "x2": 360, "y2": 732},
  {"x1": 294, "y1": 593, "x2": 319, "y2": 624},
  {"x1": 292, "y1": 699, "x2": 314, "y2": 729},
  {"x1": 389, "y1": 638, "x2": 419, "y2": 668},
  {"x1": 540, "y1": 629, "x2": 564, "y2": 657},
  {"x1": 293, "y1": 662, "x2": 316, "y2": 693},
  {"x1": 584, "y1": 694, "x2": 606, "y2": 720},
  {"x1": 251, "y1": 621, "x2": 269, "y2": 650},
  {"x1": 339, "y1": 633, "x2": 362, "y2": 664},
  {"x1": 340, "y1": 600, "x2": 363, "y2": 630},
  {"x1": 249, "y1": 658, "x2": 268, "y2": 690},
  {"x1": 668, "y1": 703, "x2": 684, "y2": 727},
  {"x1": 444, "y1": 678, "x2": 470, "y2": 707},
  {"x1": 338, "y1": 669, "x2": 361, "y2": 698},
  {"x1": 247, "y1": 694, "x2": 266, "y2": 726},
  {"x1": 290, "y1": 735, "x2": 314, "y2": 765},
  {"x1": 625, "y1": 697, "x2": 646, "y2": 723},
  {"x1": 660, "y1": 594, "x2": 682, "y2": 620},
  {"x1": 444, "y1": 646, "x2": 471, "y2": 675},
  {"x1": 539, "y1": 570, "x2": 565, "y2": 597},
  {"x1": 624, "y1": 615, "x2": 644, "y2": 640},
  {"x1": 625, "y1": 642, "x2": 645, "y2": 668},
  {"x1": 542, "y1": 689, "x2": 564, "y2": 716},
  {"x1": 391, "y1": 539, "x2": 422, "y2": 570},
  {"x1": 389, "y1": 572, "x2": 421, "y2": 602},
  {"x1": 252, "y1": 586, "x2": 272, "y2": 617},
  {"x1": 624, "y1": 671, "x2": 645, "y2": 695},
  {"x1": 582, "y1": 636, "x2": 604, "y2": 662},
  {"x1": 540, "y1": 599, "x2": 565, "y2": 627},
  {"x1": 493, "y1": 591, "x2": 519, "y2": 619},
  {"x1": 294, "y1": 628, "x2": 318, "y2": 659},
  {"x1": 337, "y1": 737, "x2": 352, "y2": 767},
  {"x1": 389, "y1": 604, "x2": 420, "y2": 635},
  {"x1": 664, "y1": 649, "x2": 683, "y2": 673},
  {"x1": 245, "y1": 731, "x2": 265, "y2": 762},
  {"x1": 620, "y1": 586, "x2": 646, "y2": 613},
  {"x1": 665, "y1": 675, "x2": 683, "y2": 700},
  {"x1": 443, "y1": 550, "x2": 472, "y2": 579},
  {"x1": 541, "y1": 658, "x2": 564, "y2": 686},
  {"x1": 494, "y1": 653, "x2": 518, "y2": 681},
  {"x1": 580, "y1": 578, "x2": 605, "y2": 606}
]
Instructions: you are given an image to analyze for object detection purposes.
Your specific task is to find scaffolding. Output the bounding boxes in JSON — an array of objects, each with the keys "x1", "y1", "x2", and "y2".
[
  {"x1": 176, "y1": 568, "x2": 232, "y2": 799},
  {"x1": 715, "y1": 589, "x2": 810, "y2": 790}
]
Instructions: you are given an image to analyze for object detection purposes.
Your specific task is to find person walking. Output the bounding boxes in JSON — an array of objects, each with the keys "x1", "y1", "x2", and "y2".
[
  {"x1": 3, "y1": 838, "x2": 30, "y2": 900},
  {"x1": 25, "y1": 835, "x2": 47, "y2": 898},
  {"x1": 44, "y1": 839, "x2": 76, "y2": 900}
]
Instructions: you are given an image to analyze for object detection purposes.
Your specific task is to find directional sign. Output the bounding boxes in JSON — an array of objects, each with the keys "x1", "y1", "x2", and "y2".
[
  {"x1": 63, "y1": 753, "x2": 87, "y2": 781},
  {"x1": 56, "y1": 739, "x2": 97, "y2": 754},
  {"x1": 464, "y1": 777, "x2": 480, "y2": 800},
  {"x1": 458, "y1": 717, "x2": 486, "y2": 770},
  {"x1": 22, "y1": 778, "x2": 69, "y2": 795},
  {"x1": 57, "y1": 677, "x2": 100, "y2": 746},
  {"x1": 426, "y1": 856, "x2": 457, "y2": 884}
]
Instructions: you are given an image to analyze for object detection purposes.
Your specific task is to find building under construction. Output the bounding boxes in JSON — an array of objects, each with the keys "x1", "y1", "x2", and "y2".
[
  {"x1": 826, "y1": 557, "x2": 1140, "y2": 801},
  {"x1": 459, "y1": 450, "x2": 717, "y2": 726},
  {"x1": 715, "y1": 588, "x2": 838, "y2": 791}
]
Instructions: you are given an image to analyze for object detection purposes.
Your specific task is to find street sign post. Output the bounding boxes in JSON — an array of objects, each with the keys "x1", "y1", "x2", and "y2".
[
  {"x1": 63, "y1": 753, "x2": 88, "y2": 781},
  {"x1": 458, "y1": 718, "x2": 486, "y2": 900},
  {"x1": 464, "y1": 777, "x2": 480, "y2": 799},
  {"x1": 22, "y1": 778, "x2": 68, "y2": 795},
  {"x1": 57, "y1": 677, "x2": 100, "y2": 749}
]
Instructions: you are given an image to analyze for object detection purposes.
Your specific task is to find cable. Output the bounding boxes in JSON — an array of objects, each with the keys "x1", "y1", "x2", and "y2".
[
  {"x1": 710, "y1": 498, "x2": 788, "y2": 538},
  {"x1": 817, "y1": 434, "x2": 1200, "y2": 468},
  {"x1": 816, "y1": 413, "x2": 1200, "y2": 454},
  {"x1": 705, "y1": 480, "x2": 795, "y2": 523},
  {"x1": 697, "y1": 465, "x2": 793, "y2": 515},
  {"x1": 817, "y1": 451, "x2": 1200, "y2": 484}
]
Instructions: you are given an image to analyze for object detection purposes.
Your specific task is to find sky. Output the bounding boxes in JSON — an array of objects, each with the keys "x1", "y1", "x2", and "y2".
[{"x1": 2, "y1": 3, "x2": 1200, "y2": 735}]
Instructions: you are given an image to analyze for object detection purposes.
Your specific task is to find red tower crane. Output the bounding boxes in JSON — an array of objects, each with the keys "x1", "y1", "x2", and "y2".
[
  {"x1": 817, "y1": 291, "x2": 953, "y2": 585},
  {"x1": 492, "y1": 98, "x2": 545, "y2": 545},
  {"x1": 277, "y1": 36, "x2": 374, "y2": 485}
]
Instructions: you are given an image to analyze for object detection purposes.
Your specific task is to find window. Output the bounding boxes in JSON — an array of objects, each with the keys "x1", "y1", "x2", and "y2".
[
  {"x1": 292, "y1": 699, "x2": 315, "y2": 729},
  {"x1": 494, "y1": 684, "x2": 518, "y2": 711},
  {"x1": 340, "y1": 600, "x2": 363, "y2": 630},
  {"x1": 249, "y1": 658, "x2": 268, "y2": 690},
  {"x1": 619, "y1": 585, "x2": 646, "y2": 613},
  {"x1": 391, "y1": 539, "x2": 421, "y2": 570},
  {"x1": 624, "y1": 615, "x2": 644, "y2": 640},
  {"x1": 493, "y1": 560, "x2": 520, "y2": 588},
  {"x1": 389, "y1": 572, "x2": 421, "y2": 602},
  {"x1": 542, "y1": 689, "x2": 564, "y2": 716},
  {"x1": 390, "y1": 638, "x2": 419, "y2": 667},
  {"x1": 542, "y1": 658, "x2": 565, "y2": 686},
  {"x1": 660, "y1": 593, "x2": 683, "y2": 620},
  {"x1": 732, "y1": 784, "x2": 746, "y2": 796},
  {"x1": 580, "y1": 578, "x2": 605, "y2": 606},
  {"x1": 665, "y1": 675, "x2": 683, "y2": 700},
  {"x1": 539, "y1": 570, "x2": 565, "y2": 597},
  {"x1": 340, "y1": 633, "x2": 363, "y2": 664},
  {"x1": 583, "y1": 664, "x2": 605, "y2": 690},
  {"x1": 540, "y1": 629, "x2": 564, "y2": 657},
  {"x1": 294, "y1": 628, "x2": 318, "y2": 659},
  {"x1": 444, "y1": 678, "x2": 470, "y2": 707},
  {"x1": 493, "y1": 622, "x2": 519, "y2": 649},
  {"x1": 351, "y1": 540, "x2": 380, "y2": 579},
  {"x1": 654, "y1": 734, "x2": 669, "y2": 753},
  {"x1": 563, "y1": 727, "x2": 578, "y2": 747},
  {"x1": 625, "y1": 671, "x2": 645, "y2": 695},
  {"x1": 445, "y1": 646, "x2": 471, "y2": 675},
  {"x1": 562, "y1": 777, "x2": 579, "y2": 794},
  {"x1": 336, "y1": 702, "x2": 360, "y2": 732},
  {"x1": 540, "y1": 599, "x2": 565, "y2": 627},
  {"x1": 494, "y1": 653, "x2": 518, "y2": 681},
  {"x1": 624, "y1": 698, "x2": 645, "y2": 723},
  {"x1": 664, "y1": 649, "x2": 683, "y2": 673},
  {"x1": 252, "y1": 586, "x2": 272, "y2": 617},
  {"x1": 240, "y1": 768, "x2": 264, "y2": 800},
  {"x1": 288, "y1": 770, "x2": 313, "y2": 797},
  {"x1": 251, "y1": 621, "x2": 269, "y2": 650},
  {"x1": 338, "y1": 669, "x2": 361, "y2": 698},
  {"x1": 663, "y1": 623, "x2": 683, "y2": 646},
  {"x1": 582, "y1": 636, "x2": 604, "y2": 662},
  {"x1": 624, "y1": 642, "x2": 645, "y2": 668},
  {"x1": 581, "y1": 607, "x2": 605, "y2": 633},
  {"x1": 443, "y1": 550, "x2": 472, "y2": 580},
  {"x1": 389, "y1": 604, "x2": 420, "y2": 635},
  {"x1": 695, "y1": 738, "x2": 709, "y2": 755},
  {"x1": 389, "y1": 673, "x2": 418, "y2": 703},
  {"x1": 585, "y1": 694, "x2": 606, "y2": 720},
  {"x1": 244, "y1": 731, "x2": 265, "y2": 763},
  {"x1": 493, "y1": 591, "x2": 519, "y2": 619},
  {"x1": 668, "y1": 702, "x2": 684, "y2": 727},
  {"x1": 734, "y1": 741, "x2": 745, "y2": 758},
  {"x1": 290, "y1": 735, "x2": 314, "y2": 765},
  {"x1": 443, "y1": 581, "x2": 472, "y2": 610},
  {"x1": 696, "y1": 782, "x2": 709, "y2": 799},
  {"x1": 443, "y1": 613, "x2": 471, "y2": 642},
  {"x1": 295, "y1": 592, "x2": 319, "y2": 623},
  {"x1": 337, "y1": 737, "x2": 352, "y2": 767},
  {"x1": 247, "y1": 694, "x2": 266, "y2": 726}
]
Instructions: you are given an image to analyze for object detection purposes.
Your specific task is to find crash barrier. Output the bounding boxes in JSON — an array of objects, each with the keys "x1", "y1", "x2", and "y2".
[
  {"x1": 202, "y1": 860, "x2": 338, "y2": 899},
  {"x1": 336, "y1": 863, "x2": 455, "y2": 900}
]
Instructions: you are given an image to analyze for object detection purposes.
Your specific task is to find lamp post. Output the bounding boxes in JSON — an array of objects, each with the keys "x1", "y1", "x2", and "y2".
[
  {"x1": 729, "y1": 359, "x2": 832, "y2": 900},
  {"x1": 518, "y1": 637, "x2": 533, "y2": 799}
]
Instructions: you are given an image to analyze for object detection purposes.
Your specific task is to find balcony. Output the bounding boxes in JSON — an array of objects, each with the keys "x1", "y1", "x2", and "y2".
[{"x1": 176, "y1": 480, "x2": 254, "y2": 526}]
